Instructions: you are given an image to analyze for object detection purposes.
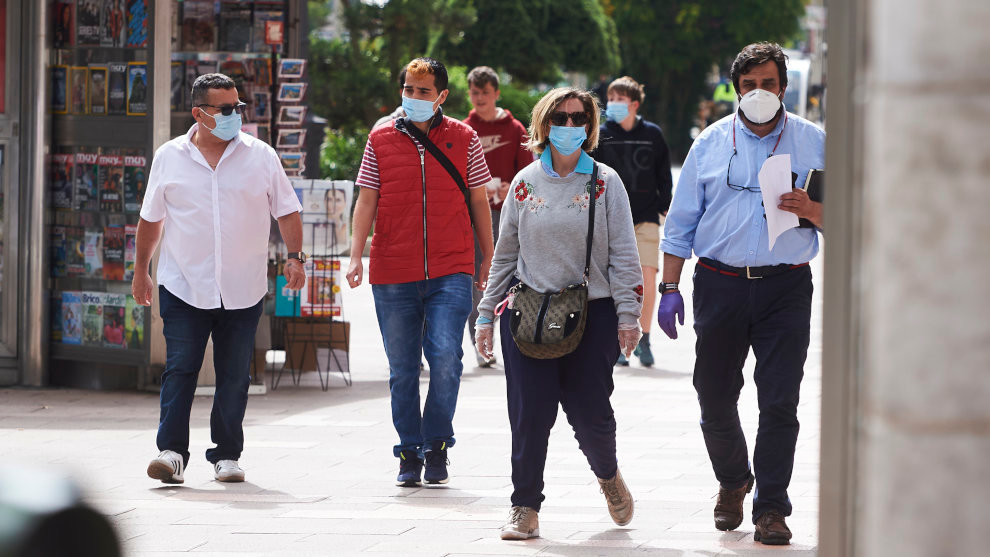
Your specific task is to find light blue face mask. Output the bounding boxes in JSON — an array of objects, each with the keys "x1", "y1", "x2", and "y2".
[
  {"x1": 548, "y1": 125, "x2": 587, "y2": 156},
  {"x1": 402, "y1": 95, "x2": 438, "y2": 122},
  {"x1": 605, "y1": 101, "x2": 629, "y2": 123},
  {"x1": 204, "y1": 110, "x2": 242, "y2": 141}
]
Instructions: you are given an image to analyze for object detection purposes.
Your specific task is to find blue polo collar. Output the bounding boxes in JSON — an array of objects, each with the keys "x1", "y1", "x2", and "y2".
[{"x1": 539, "y1": 148, "x2": 594, "y2": 177}]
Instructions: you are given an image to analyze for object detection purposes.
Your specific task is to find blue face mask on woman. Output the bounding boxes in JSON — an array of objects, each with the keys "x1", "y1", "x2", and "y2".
[
  {"x1": 548, "y1": 125, "x2": 587, "y2": 156},
  {"x1": 204, "y1": 110, "x2": 242, "y2": 141},
  {"x1": 402, "y1": 95, "x2": 438, "y2": 122}
]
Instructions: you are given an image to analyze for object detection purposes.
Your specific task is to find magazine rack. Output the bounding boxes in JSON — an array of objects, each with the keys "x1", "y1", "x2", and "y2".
[{"x1": 270, "y1": 214, "x2": 351, "y2": 391}]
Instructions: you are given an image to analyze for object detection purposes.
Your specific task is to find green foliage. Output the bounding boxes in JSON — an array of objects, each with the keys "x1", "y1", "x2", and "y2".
[
  {"x1": 307, "y1": 37, "x2": 394, "y2": 133},
  {"x1": 610, "y1": 0, "x2": 805, "y2": 160},
  {"x1": 448, "y1": 0, "x2": 620, "y2": 83},
  {"x1": 442, "y1": 65, "x2": 473, "y2": 120},
  {"x1": 319, "y1": 127, "x2": 369, "y2": 181},
  {"x1": 495, "y1": 80, "x2": 545, "y2": 129}
]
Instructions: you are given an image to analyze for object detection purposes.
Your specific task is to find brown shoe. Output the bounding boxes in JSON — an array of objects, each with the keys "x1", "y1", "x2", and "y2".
[
  {"x1": 713, "y1": 475, "x2": 754, "y2": 531},
  {"x1": 500, "y1": 506, "x2": 540, "y2": 540},
  {"x1": 754, "y1": 510, "x2": 792, "y2": 545},
  {"x1": 598, "y1": 469, "x2": 634, "y2": 526}
]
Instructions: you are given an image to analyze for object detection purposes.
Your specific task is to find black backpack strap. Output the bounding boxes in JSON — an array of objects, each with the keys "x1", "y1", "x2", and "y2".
[
  {"x1": 401, "y1": 118, "x2": 473, "y2": 224},
  {"x1": 584, "y1": 163, "x2": 598, "y2": 280}
]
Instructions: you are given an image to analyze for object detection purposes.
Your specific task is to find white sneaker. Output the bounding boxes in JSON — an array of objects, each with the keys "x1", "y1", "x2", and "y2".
[
  {"x1": 214, "y1": 459, "x2": 245, "y2": 482},
  {"x1": 147, "y1": 450, "x2": 184, "y2": 484}
]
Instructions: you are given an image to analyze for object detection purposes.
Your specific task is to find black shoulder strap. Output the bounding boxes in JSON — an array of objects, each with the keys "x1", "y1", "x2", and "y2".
[
  {"x1": 401, "y1": 118, "x2": 473, "y2": 224},
  {"x1": 584, "y1": 163, "x2": 598, "y2": 279}
]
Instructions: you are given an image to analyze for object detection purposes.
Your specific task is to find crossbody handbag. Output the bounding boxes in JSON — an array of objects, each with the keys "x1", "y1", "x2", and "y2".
[{"x1": 506, "y1": 163, "x2": 599, "y2": 359}]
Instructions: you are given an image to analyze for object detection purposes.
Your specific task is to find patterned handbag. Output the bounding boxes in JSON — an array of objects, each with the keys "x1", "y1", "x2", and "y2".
[{"x1": 508, "y1": 164, "x2": 598, "y2": 359}]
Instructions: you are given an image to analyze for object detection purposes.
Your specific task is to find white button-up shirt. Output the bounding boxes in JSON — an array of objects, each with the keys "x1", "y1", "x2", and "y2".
[{"x1": 140, "y1": 124, "x2": 302, "y2": 309}]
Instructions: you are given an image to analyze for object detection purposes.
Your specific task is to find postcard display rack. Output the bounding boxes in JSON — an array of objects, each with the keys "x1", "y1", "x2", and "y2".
[
  {"x1": 47, "y1": 0, "x2": 155, "y2": 386},
  {"x1": 270, "y1": 180, "x2": 353, "y2": 391}
]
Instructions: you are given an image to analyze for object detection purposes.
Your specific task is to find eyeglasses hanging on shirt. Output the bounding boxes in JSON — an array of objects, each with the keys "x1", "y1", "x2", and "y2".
[{"x1": 725, "y1": 112, "x2": 788, "y2": 192}]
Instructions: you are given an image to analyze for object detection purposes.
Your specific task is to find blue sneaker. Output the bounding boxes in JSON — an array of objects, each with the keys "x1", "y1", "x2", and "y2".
[
  {"x1": 395, "y1": 450, "x2": 423, "y2": 487},
  {"x1": 423, "y1": 441, "x2": 449, "y2": 485},
  {"x1": 634, "y1": 333, "x2": 654, "y2": 367},
  {"x1": 616, "y1": 352, "x2": 629, "y2": 366}
]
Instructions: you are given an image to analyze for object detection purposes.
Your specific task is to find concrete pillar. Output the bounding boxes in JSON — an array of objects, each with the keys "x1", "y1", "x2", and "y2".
[{"x1": 821, "y1": 1, "x2": 990, "y2": 555}]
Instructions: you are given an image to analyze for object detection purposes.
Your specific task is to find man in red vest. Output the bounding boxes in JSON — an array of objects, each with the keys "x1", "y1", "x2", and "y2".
[{"x1": 346, "y1": 57, "x2": 495, "y2": 487}]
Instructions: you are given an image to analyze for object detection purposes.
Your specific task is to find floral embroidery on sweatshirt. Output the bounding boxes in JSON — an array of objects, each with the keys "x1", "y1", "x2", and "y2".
[
  {"x1": 514, "y1": 180, "x2": 548, "y2": 214},
  {"x1": 567, "y1": 177, "x2": 607, "y2": 213}
]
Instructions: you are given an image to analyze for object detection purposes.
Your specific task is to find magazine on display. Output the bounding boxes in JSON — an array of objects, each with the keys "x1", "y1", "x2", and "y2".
[
  {"x1": 126, "y1": 62, "x2": 148, "y2": 116},
  {"x1": 81, "y1": 291, "x2": 103, "y2": 346},
  {"x1": 76, "y1": 0, "x2": 102, "y2": 46},
  {"x1": 123, "y1": 154, "x2": 146, "y2": 212},
  {"x1": 100, "y1": 0, "x2": 126, "y2": 47},
  {"x1": 51, "y1": 294, "x2": 63, "y2": 343},
  {"x1": 53, "y1": 1, "x2": 76, "y2": 47},
  {"x1": 181, "y1": 0, "x2": 217, "y2": 51},
  {"x1": 125, "y1": 296, "x2": 144, "y2": 349},
  {"x1": 251, "y1": 10, "x2": 283, "y2": 51},
  {"x1": 98, "y1": 153, "x2": 124, "y2": 212},
  {"x1": 88, "y1": 65, "x2": 108, "y2": 115},
  {"x1": 298, "y1": 180, "x2": 352, "y2": 255},
  {"x1": 69, "y1": 67, "x2": 88, "y2": 115},
  {"x1": 124, "y1": 224, "x2": 137, "y2": 281},
  {"x1": 51, "y1": 66, "x2": 69, "y2": 114},
  {"x1": 102, "y1": 293, "x2": 128, "y2": 349},
  {"x1": 74, "y1": 151, "x2": 99, "y2": 211},
  {"x1": 107, "y1": 62, "x2": 127, "y2": 115},
  {"x1": 51, "y1": 153, "x2": 75, "y2": 209},
  {"x1": 218, "y1": 5, "x2": 252, "y2": 52},
  {"x1": 84, "y1": 229, "x2": 104, "y2": 278},
  {"x1": 300, "y1": 259, "x2": 342, "y2": 317},
  {"x1": 249, "y1": 58, "x2": 271, "y2": 86},
  {"x1": 61, "y1": 291, "x2": 83, "y2": 345},
  {"x1": 66, "y1": 226, "x2": 86, "y2": 276},
  {"x1": 250, "y1": 89, "x2": 271, "y2": 121},
  {"x1": 102, "y1": 225, "x2": 125, "y2": 281},
  {"x1": 51, "y1": 226, "x2": 69, "y2": 278},
  {"x1": 125, "y1": 0, "x2": 148, "y2": 48}
]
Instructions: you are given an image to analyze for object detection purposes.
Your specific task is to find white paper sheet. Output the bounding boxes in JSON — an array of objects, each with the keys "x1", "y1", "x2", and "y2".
[{"x1": 758, "y1": 154, "x2": 799, "y2": 251}]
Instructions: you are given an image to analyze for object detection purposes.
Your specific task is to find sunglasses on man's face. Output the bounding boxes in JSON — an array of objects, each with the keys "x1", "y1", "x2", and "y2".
[
  {"x1": 197, "y1": 102, "x2": 247, "y2": 116},
  {"x1": 550, "y1": 110, "x2": 590, "y2": 127}
]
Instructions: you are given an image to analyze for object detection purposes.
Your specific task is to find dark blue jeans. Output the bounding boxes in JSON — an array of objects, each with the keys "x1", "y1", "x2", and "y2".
[
  {"x1": 691, "y1": 264, "x2": 812, "y2": 522},
  {"x1": 372, "y1": 273, "x2": 473, "y2": 457},
  {"x1": 157, "y1": 286, "x2": 263, "y2": 465},
  {"x1": 501, "y1": 297, "x2": 621, "y2": 512}
]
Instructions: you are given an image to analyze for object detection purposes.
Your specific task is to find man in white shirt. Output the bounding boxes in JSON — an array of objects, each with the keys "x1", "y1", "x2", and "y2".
[{"x1": 132, "y1": 74, "x2": 305, "y2": 484}]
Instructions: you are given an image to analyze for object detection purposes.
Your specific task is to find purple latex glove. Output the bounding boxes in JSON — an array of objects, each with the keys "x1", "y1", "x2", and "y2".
[{"x1": 657, "y1": 292, "x2": 685, "y2": 339}]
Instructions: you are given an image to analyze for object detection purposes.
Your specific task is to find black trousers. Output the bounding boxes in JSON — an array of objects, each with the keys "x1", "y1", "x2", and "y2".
[
  {"x1": 691, "y1": 263, "x2": 812, "y2": 522},
  {"x1": 501, "y1": 297, "x2": 621, "y2": 512}
]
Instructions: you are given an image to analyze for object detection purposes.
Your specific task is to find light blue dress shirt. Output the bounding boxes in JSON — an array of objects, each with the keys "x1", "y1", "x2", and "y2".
[
  {"x1": 661, "y1": 111, "x2": 825, "y2": 267},
  {"x1": 540, "y1": 148, "x2": 594, "y2": 177}
]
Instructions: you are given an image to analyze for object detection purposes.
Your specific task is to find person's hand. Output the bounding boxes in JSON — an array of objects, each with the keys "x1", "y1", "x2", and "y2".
[
  {"x1": 346, "y1": 257, "x2": 363, "y2": 288},
  {"x1": 283, "y1": 259, "x2": 306, "y2": 290},
  {"x1": 657, "y1": 291, "x2": 685, "y2": 339},
  {"x1": 475, "y1": 258, "x2": 491, "y2": 291},
  {"x1": 131, "y1": 271, "x2": 155, "y2": 307},
  {"x1": 475, "y1": 323, "x2": 495, "y2": 360},
  {"x1": 778, "y1": 187, "x2": 815, "y2": 218},
  {"x1": 617, "y1": 325, "x2": 641, "y2": 358}
]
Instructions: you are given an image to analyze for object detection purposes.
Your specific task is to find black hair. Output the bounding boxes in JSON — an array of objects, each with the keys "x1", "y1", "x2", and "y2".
[
  {"x1": 405, "y1": 57, "x2": 448, "y2": 91},
  {"x1": 730, "y1": 42, "x2": 789, "y2": 94},
  {"x1": 467, "y1": 66, "x2": 499, "y2": 91},
  {"x1": 397, "y1": 68, "x2": 406, "y2": 89},
  {"x1": 191, "y1": 73, "x2": 236, "y2": 106}
]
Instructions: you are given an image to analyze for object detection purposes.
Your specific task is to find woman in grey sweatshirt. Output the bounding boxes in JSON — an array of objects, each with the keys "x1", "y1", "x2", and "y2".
[{"x1": 474, "y1": 87, "x2": 643, "y2": 541}]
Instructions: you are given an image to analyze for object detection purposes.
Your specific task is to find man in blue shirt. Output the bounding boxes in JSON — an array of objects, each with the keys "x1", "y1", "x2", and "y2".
[{"x1": 657, "y1": 42, "x2": 824, "y2": 546}]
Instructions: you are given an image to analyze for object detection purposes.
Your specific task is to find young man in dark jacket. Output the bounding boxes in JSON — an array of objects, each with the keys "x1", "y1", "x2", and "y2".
[{"x1": 593, "y1": 76, "x2": 673, "y2": 367}]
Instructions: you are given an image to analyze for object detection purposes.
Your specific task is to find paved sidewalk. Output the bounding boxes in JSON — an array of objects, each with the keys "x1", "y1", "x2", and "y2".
[{"x1": 0, "y1": 257, "x2": 821, "y2": 556}]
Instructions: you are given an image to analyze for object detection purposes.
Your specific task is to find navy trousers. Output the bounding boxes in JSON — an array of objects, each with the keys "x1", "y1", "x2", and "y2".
[
  {"x1": 691, "y1": 263, "x2": 813, "y2": 522},
  {"x1": 501, "y1": 297, "x2": 621, "y2": 512}
]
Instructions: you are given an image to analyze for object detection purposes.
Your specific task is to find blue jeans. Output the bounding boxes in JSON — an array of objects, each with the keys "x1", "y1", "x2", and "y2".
[
  {"x1": 156, "y1": 286, "x2": 263, "y2": 465},
  {"x1": 372, "y1": 273, "x2": 473, "y2": 457}
]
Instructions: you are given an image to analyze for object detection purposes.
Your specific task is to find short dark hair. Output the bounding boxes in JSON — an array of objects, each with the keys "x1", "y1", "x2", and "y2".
[
  {"x1": 467, "y1": 66, "x2": 499, "y2": 91},
  {"x1": 404, "y1": 57, "x2": 448, "y2": 91},
  {"x1": 730, "y1": 42, "x2": 789, "y2": 94},
  {"x1": 396, "y1": 68, "x2": 406, "y2": 89},
  {"x1": 191, "y1": 73, "x2": 236, "y2": 106},
  {"x1": 606, "y1": 76, "x2": 645, "y2": 104}
]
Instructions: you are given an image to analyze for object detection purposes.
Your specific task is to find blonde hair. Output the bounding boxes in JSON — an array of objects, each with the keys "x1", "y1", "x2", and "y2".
[{"x1": 526, "y1": 87, "x2": 601, "y2": 155}]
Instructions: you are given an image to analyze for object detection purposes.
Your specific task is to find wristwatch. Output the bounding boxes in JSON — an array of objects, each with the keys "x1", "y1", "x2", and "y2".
[
  {"x1": 659, "y1": 282, "x2": 679, "y2": 294},
  {"x1": 287, "y1": 252, "x2": 307, "y2": 263}
]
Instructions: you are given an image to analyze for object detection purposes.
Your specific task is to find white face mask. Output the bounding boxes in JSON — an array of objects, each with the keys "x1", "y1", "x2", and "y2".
[{"x1": 739, "y1": 89, "x2": 782, "y2": 124}]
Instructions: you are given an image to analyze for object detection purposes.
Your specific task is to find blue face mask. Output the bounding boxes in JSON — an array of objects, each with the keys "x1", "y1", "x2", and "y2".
[
  {"x1": 605, "y1": 101, "x2": 629, "y2": 123},
  {"x1": 548, "y1": 125, "x2": 587, "y2": 156},
  {"x1": 204, "y1": 110, "x2": 242, "y2": 141},
  {"x1": 402, "y1": 95, "x2": 439, "y2": 122}
]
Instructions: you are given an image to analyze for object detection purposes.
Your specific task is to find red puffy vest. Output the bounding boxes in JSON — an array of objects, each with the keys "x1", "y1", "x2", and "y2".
[{"x1": 368, "y1": 116, "x2": 476, "y2": 284}]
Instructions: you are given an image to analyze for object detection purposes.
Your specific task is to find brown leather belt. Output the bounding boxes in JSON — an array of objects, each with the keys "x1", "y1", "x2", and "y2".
[{"x1": 698, "y1": 257, "x2": 809, "y2": 280}]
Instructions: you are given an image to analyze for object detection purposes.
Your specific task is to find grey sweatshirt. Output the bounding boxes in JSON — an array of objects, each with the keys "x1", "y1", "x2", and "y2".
[{"x1": 478, "y1": 160, "x2": 644, "y2": 327}]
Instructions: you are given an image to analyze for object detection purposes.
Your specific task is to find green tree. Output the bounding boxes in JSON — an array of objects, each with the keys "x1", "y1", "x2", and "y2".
[{"x1": 610, "y1": 0, "x2": 805, "y2": 160}]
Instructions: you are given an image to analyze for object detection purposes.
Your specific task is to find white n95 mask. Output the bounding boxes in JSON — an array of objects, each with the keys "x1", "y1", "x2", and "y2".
[{"x1": 739, "y1": 89, "x2": 782, "y2": 124}]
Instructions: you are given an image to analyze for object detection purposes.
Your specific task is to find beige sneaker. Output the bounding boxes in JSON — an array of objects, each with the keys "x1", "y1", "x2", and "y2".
[
  {"x1": 598, "y1": 469, "x2": 634, "y2": 526},
  {"x1": 500, "y1": 505, "x2": 540, "y2": 540}
]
